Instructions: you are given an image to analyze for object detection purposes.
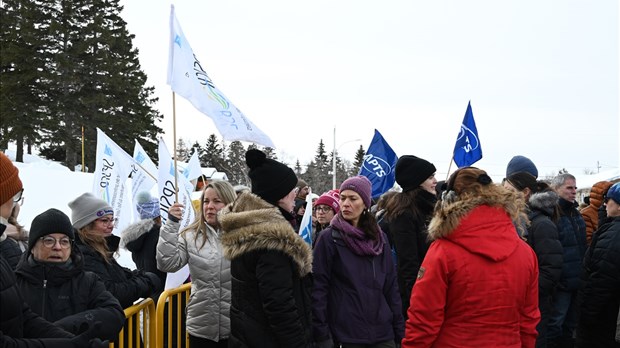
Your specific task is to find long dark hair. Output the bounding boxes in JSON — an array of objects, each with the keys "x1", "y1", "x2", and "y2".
[
  {"x1": 357, "y1": 208, "x2": 382, "y2": 241},
  {"x1": 384, "y1": 188, "x2": 436, "y2": 223}
]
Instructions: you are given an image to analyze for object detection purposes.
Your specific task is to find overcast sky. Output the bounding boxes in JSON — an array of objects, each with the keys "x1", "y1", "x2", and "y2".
[{"x1": 119, "y1": 0, "x2": 619, "y2": 181}]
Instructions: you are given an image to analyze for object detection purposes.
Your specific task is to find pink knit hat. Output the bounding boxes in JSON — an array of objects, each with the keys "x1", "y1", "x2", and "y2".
[{"x1": 314, "y1": 189, "x2": 340, "y2": 213}]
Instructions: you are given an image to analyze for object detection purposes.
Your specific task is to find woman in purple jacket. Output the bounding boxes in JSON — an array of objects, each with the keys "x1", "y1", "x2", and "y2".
[{"x1": 312, "y1": 176, "x2": 404, "y2": 348}]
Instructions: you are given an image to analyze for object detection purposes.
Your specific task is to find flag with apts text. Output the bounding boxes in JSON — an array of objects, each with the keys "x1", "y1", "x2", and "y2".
[{"x1": 453, "y1": 101, "x2": 482, "y2": 167}]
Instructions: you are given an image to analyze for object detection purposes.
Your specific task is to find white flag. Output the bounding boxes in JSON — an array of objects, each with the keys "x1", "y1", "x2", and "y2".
[
  {"x1": 91, "y1": 128, "x2": 135, "y2": 236},
  {"x1": 167, "y1": 5, "x2": 275, "y2": 148},
  {"x1": 182, "y1": 151, "x2": 203, "y2": 182},
  {"x1": 298, "y1": 188, "x2": 313, "y2": 246},
  {"x1": 131, "y1": 140, "x2": 158, "y2": 205},
  {"x1": 157, "y1": 138, "x2": 194, "y2": 289}
]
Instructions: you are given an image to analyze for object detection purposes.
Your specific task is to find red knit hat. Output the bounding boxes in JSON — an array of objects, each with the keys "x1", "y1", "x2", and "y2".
[
  {"x1": 0, "y1": 152, "x2": 23, "y2": 205},
  {"x1": 314, "y1": 190, "x2": 340, "y2": 213}
]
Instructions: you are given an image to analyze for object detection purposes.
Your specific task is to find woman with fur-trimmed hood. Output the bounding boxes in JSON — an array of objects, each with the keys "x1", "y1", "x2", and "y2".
[
  {"x1": 219, "y1": 149, "x2": 313, "y2": 348},
  {"x1": 402, "y1": 167, "x2": 540, "y2": 348}
]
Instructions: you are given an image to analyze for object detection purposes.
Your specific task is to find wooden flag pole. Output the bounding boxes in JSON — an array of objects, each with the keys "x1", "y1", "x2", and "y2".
[
  {"x1": 172, "y1": 92, "x2": 179, "y2": 202},
  {"x1": 445, "y1": 157, "x2": 454, "y2": 182}
]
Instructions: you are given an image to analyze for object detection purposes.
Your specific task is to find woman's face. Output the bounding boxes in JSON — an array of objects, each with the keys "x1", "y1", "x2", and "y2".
[
  {"x1": 278, "y1": 187, "x2": 298, "y2": 213},
  {"x1": 314, "y1": 205, "x2": 335, "y2": 225},
  {"x1": 202, "y1": 187, "x2": 226, "y2": 227},
  {"x1": 420, "y1": 174, "x2": 438, "y2": 194},
  {"x1": 92, "y1": 214, "x2": 115, "y2": 236},
  {"x1": 339, "y1": 190, "x2": 366, "y2": 227}
]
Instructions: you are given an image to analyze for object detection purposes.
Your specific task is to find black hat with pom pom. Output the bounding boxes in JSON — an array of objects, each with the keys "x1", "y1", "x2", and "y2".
[{"x1": 245, "y1": 149, "x2": 298, "y2": 205}]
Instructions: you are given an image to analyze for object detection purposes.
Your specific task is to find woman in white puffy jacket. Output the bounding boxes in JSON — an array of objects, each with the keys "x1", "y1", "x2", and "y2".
[{"x1": 157, "y1": 180, "x2": 236, "y2": 348}]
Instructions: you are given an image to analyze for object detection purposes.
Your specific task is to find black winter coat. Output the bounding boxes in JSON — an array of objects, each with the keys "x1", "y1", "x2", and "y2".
[
  {"x1": 0, "y1": 236, "x2": 23, "y2": 270},
  {"x1": 556, "y1": 198, "x2": 587, "y2": 291},
  {"x1": 219, "y1": 193, "x2": 313, "y2": 348},
  {"x1": 0, "y1": 230, "x2": 78, "y2": 348},
  {"x1": 576, "y1": 216, "x2": 620, "y2": 348},
  {"x1": 384, "y1": 189, "x2": 435, "y2": 318},
  {"x1": 15, "y1": 248, "x2": 125, "y2": 340},
  {"x1": 527, "y1": 191, "x2": 564, "y2": 297},
  {"x1": 75, "y1": 235, "x2": 157, "y2": 308},
  {"x1": 120, "y1": 219, "x2": 166, "y2": 302}
]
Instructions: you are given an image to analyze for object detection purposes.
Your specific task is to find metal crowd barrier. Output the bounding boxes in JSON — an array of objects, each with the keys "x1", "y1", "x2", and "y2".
[
  {"x1": 109, "y1": 297, "x2": 156, "y2": 348},
  {"x1": 156, "y1": 283, "x2": 191, "y2": 348}
]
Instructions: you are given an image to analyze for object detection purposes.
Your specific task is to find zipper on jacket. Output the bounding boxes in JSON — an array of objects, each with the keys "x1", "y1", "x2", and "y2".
[{"x1": 41, "y1": 279, "x2": 47, "y2": 317}]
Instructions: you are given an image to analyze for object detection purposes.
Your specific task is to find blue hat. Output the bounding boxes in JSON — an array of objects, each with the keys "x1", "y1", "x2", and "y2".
[
  {"x1": 607, "y1": 182, "x2": 620, "y2": 204},
  {"x1": 506, "y1": 155, "x2": 538, "y2": 179},
  {"x1": 136, "y1": 191, "x2": 160, "y2": 220}
]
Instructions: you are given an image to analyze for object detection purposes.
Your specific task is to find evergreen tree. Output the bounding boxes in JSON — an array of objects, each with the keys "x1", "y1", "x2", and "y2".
[
  {"x1": 351, "y1": 145, "x2": 365, "y2": 176},
  {"x1": 0, "y1": 0, "x2": 162, "y2": 169},
  {"x1": 226, "y1": 140, "x2": 248, "y2": 186},
  {"x1": 189, "y1": 141, "x2": 204, "y2": 161},
  {"x1": 176, "y1": 138, "x2": 189, "y2": 161},
  {"x1": 294, "y1": 160, "x2": 302, "y2": 175},
  {"x1": 0, "y1": 0, "x2": 48, "y2": 161},
  {"x1": 201, "y1": 134, "x2": 224, "y2": 168}
]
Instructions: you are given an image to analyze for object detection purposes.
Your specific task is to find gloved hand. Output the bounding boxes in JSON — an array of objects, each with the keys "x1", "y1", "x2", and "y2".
[{"x1": 70, "y1": 322, "x2": 109, "y2": 348}]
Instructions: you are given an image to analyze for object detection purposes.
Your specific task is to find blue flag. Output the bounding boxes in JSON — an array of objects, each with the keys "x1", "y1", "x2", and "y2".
[
  {"x1": 453, "y1": 101, "x2": 482, "y2": 167},
  {"x1": 358, "y1": 129, "x2": 398, "y2": 199}
]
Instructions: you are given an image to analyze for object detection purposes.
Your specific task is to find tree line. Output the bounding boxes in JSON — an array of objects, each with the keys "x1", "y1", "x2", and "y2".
[
  {"x1": 176, "y1": 135, "x2": 366, "y2": 196},
  {"x1": 1, "y1": 1, "x2": 366, "y2": 194},
  {"x1": 1, "y1": 0, "x2": 162, "y2": 170}
]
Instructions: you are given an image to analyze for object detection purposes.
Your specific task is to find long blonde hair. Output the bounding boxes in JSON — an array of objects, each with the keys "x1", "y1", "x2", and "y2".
[
  {"x1": 181, "y1": 180, "x2": 237, "y2": 250},
  {"x1": 78, "y1": 221, "x2": 113, "y2": 263}
]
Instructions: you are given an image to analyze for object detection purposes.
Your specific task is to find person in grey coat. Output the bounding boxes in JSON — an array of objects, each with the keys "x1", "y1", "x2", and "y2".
[{"x1": 157, "y1": 180, "x2": 236, "y2": 348}]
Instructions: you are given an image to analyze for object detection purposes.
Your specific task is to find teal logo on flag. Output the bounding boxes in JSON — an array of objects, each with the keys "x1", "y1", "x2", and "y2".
[
  {"x1": 104, "y1": 145, "x2": 112, "y2": 156},
  {"x1": 136, "y1": 152, "x2": 146, "y2": 164}
]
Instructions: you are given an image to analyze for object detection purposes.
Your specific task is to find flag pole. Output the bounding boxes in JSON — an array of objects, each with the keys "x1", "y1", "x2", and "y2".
[
  {"x1": 81, "y1": 126, "x2": 85, "y2": 172},
  {"x1": 172, "y1": 91, "x2": 179, "y2": 202},
  {"x1": 445, "y1": 157, "x2": 454, "y2": 182}
]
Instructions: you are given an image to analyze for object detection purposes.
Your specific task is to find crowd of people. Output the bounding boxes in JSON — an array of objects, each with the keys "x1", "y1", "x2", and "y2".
[{"x1": 1, "y1": 149, "x2": 619, "y2": 348}]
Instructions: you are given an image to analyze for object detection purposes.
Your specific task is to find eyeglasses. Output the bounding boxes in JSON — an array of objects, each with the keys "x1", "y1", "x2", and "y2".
[
  {"x1": 13, "y1": 189, "x2": 24, "y2": 205},
  {"x1": 96, "y1": 217, "x2": 117, "y2": 225},
  {"x1": 313, "y1": 206, "x2": 332, "y2": 213},
  {"x1": 40, "y1": 236, "x2": 72, "y2": 249}
]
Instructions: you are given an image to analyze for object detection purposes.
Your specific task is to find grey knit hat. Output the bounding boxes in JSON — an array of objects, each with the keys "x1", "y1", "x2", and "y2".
[{"x1": 68, "y1": 192, "x2": 113, "y2": 229}]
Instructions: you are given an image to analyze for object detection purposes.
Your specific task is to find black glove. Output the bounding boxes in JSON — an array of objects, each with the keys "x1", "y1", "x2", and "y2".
[{"x1": 70, "y1": 322, "x2": 109, "y2": 348}]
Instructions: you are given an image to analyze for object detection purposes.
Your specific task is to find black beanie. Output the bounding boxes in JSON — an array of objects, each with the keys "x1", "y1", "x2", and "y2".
[
  {"x1": 28, "y1": 208, "x2": 75, "y2": 253},
  {"x1": 246, "y1": 149, "x2": 297, "y2": 205},
  {"x1": 395, "y1": 155, "x2": 437, "y2": 192}
]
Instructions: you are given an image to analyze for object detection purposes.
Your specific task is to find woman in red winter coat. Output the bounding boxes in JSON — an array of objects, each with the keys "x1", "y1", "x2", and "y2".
[{"x1": 402, "y1": 167, "x2": 540, "y2": 348}]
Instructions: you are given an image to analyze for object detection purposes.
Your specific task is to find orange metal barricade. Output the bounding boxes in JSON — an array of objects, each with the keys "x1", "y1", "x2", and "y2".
[
  {"x1": 156, "y1": 283, "x2": 191, "y2": 348},
  {"x1": 109, "y1": 297, "x2": 156, "y2": 348}
]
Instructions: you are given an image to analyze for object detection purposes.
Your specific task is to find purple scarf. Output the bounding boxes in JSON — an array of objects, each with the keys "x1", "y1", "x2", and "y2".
[{"x1": 330, "y1": 214, "x2": 384, "y2": 256}]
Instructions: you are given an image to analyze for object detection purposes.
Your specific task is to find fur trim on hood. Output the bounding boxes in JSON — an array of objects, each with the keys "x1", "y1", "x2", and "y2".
[
  {"x1": 529, "y1": 190, "x2": 559, "y2": 217},
  {"x1": 219, "y1": 192, "x2": 312, "y2": 276},
  {"x1": 120, "y1": 219, "x2": 155, "y2": 249},
  {"x1": 428, "y1": 188, "x2": 526, "y2": 241}
]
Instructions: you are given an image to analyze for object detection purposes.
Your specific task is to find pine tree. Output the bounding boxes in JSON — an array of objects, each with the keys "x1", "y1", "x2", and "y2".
[
  {"x1": 0, "y1": 0, "x2": 48, "y2": 161},
  {"x1": 351, "y1": 145, "x2": 365, "y2": 176},
  {"x1": 176, "y1": 138, "x2": 189, "y2": 161},
  {"x1": 202, "y1": 134, "x2": 224, "y2": 168},
  {"x1": 226, "y1": 141, "x2": 247, "y2": 185},
  {"x1": 1, "y1": 0, "x2": 162, "y2": 169}
]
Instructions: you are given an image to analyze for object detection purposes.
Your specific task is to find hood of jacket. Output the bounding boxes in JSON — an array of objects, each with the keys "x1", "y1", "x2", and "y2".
[
  {"x1": 588, "y1": 181, "x2": 613, "y2": 209},
  {"x1": 219, "y1": 192, "x2": 312, "y2": 276},
  {"x1": 528, "y1": 190, "x2": 559, "y2": 217},
  {"x1": 120, "y1": 219, "x2": 155, "y2": 252},
  {"x1": 15, "y1": 246, "x2": 84, "y2": 286},
  {"x1": 428, "y1": 193, "x2": 523, "y2": 262}
]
